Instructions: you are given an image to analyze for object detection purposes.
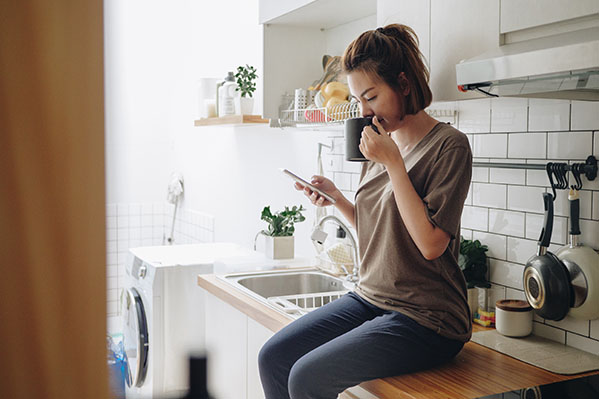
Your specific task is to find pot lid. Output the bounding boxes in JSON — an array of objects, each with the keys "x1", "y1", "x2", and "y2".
[{"x1": 496, "y1": 299, "x2": 533, "y2": 312}]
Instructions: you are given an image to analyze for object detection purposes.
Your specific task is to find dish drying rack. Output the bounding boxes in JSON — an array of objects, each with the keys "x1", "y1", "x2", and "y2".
[
  {"x1": 270, "y1": 101, "x2": 360, "y2": 128},
  {"x1": 267, "y1": 290, "x2": 349, "y2": 318},
  {"x1": 316, "y1": 252, "x2": 355, "y2": 277}
]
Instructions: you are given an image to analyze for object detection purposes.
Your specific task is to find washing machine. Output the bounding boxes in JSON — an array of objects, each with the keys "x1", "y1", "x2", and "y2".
[{"x1": 121, "y1": 242, "x2": 261, "y2": 399}]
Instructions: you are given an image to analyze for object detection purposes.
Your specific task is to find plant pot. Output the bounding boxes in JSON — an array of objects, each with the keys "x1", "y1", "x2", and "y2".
[
  {"x1": 264, "y1": 235, "x2": 294, "y2": 259},
  {"x1": 467, "y1": 287, "x2": 479, "y2": 317},
  {"x1": 237, "y1": 96, "x2": 254, "y2": 115}
]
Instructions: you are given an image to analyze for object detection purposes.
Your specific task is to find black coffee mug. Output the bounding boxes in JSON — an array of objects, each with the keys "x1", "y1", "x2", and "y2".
[{"x1": 344, "y1": 117, "x2": 379, "y2": 161}]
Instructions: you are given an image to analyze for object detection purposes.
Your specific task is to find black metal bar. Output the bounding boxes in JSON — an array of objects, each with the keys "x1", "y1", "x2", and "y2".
[{"x1": 472, "y1": 156, "x2": 597, "y2": 184}]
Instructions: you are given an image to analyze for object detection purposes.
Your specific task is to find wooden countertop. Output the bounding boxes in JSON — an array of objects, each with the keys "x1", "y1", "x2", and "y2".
[{"x1": 198, "y1": 273, "x2": 597, "y2": 398}]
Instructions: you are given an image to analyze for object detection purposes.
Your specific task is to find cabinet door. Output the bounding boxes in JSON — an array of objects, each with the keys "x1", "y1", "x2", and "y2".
[
  {"x1": 500, "y1": 0, "x2": 599, "y2": 34},
  {"x1": 430, "y1": 0, "x2": 500, "y2": 101},
  {"x1": 205, "y1": 292, "x2": 248, "y2": 399},
  {"x1": 247, "y1": 318, "x2": 275, "y2": 399},
  {"x1": 377, "y1": 0, "x2": 431, "y2": 69}
]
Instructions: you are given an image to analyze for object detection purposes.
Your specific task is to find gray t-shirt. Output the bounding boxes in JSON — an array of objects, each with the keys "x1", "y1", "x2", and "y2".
[{"x1": 354, "y1": 122, "x2": 473, "y2": 342}]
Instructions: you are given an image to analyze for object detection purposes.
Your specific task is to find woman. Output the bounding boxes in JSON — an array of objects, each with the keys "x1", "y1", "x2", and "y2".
[{"x1": 259, "y1": 24, "x2": 472, "y2": 399}]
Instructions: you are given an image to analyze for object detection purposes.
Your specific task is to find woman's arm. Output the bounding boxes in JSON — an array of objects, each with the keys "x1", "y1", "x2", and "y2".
[
  {"x1": 385, "y1": 164, "x2": 450, "y2": 260},
  {"x1": 360, "y1": 120, "x2": 450, "y2": 260}
]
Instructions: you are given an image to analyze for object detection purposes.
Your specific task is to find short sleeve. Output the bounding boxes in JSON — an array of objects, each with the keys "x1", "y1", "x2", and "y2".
[{"x1": 422, "y1": 145, "x2": 472, "y2": 239}]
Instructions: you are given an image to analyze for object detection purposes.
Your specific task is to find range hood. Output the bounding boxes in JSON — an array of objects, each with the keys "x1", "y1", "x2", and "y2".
[{"x1": 456, "y1": 27, "x2": 599, "y2": 101}]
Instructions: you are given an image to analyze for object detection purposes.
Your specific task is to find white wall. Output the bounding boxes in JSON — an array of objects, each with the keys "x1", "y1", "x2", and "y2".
[{"x1": 104, "y1": 0, "x2": 330, "y2": 256}]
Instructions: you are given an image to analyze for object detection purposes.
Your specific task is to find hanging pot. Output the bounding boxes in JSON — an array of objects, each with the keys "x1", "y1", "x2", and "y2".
[
  {"x1": 555, "y1": 188, "x2": 599, "y2": 320},
  {"x1": 523, "y1": 193, "x2": 573, "y2": 321}
]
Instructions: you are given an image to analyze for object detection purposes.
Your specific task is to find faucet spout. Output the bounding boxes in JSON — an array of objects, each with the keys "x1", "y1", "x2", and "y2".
[{"x1": 312, "y1": 215, "x2": 359, "y2": 283}]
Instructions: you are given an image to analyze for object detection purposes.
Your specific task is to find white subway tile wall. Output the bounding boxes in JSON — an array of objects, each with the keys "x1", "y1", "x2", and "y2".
[
  {"x1": 324, "y1": 98, "x2": 599, "y2": 352},
  {"x1": 105, "y1": 203, "x2": 215, "y2": 316}
]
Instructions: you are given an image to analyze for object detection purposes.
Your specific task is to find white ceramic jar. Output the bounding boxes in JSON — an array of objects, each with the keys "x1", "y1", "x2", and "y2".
[{"x1": 495, "y1": 299, "x2": 533, "y2": 337}]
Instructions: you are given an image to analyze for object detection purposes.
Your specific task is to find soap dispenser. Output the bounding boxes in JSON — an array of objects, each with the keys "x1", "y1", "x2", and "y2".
[{"x1": 217, "y1": 72, "x2": 237, "y2": 117}]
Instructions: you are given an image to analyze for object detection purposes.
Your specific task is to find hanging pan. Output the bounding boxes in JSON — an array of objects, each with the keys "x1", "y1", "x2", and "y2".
[
  {"x1": 523, "y1": 193, "x2": 573, "y2": 321},
  {"x1": 556, "y1": 188, "x2": 599, "y2": 320}
]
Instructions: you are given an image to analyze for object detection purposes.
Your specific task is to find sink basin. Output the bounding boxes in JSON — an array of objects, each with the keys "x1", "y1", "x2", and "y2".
[{"x1": 219, "y1": 268, "x2": 352, "y2": 318}]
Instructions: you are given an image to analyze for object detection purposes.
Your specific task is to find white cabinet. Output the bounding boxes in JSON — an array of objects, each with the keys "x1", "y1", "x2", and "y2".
[
  {"x1": 500, "y1": 0, "x2": 599, "y2": 34},
  {"x1": 378, "y1": 0, "x2": 500, "y2": 102},
  {"x1": 205, "y1": 292, "x2": 248, "y2": 399},
  {"x1": 204, "y1": 292, "x2": 275, "y2": 399},
  {"x1": 247, "y1": 318, "x2": 275, "y2": 399}
]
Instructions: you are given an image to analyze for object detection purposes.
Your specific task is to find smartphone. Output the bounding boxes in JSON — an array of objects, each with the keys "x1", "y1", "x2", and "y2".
[{"x1": 280, "y1": 168, "x2": 337, "y2": 204}]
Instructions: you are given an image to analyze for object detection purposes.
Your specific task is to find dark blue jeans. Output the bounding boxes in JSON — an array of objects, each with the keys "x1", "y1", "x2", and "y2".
[{"x1": 258, "y1": 291, "x2": 464, "y2": 399}]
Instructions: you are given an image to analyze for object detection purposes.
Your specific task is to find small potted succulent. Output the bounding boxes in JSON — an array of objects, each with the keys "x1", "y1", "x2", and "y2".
[
  {"x1": 260, "y1": 205, "x2": 305, "y2": 259},
  {"x1": 459, "y1": 237, "x2": 491, "y2": 316},
  {"x1": 235, "y1": 64, "x2": 258, "y2": 115}
]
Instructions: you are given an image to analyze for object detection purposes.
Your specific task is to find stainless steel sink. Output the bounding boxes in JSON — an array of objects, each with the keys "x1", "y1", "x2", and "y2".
[{"x1": 219, "y1": 268, "x2": 352, "y2": 318}]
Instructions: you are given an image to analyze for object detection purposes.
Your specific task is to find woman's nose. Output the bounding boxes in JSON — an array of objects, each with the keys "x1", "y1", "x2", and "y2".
[{"x1": 360, "y1": 102, "x2": 374, "y2": 117}]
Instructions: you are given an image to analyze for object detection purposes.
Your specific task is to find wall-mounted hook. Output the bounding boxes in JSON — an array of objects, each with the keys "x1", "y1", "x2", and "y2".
[
  {"x1": 546, "y1": 163, "x2": 558, "y2": 200},
  {"x1": 570, "y1": 163, "x2": 583, "y2": 190}
]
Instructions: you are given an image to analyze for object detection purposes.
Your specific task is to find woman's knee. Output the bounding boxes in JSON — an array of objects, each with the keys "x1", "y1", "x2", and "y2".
[
  {"x1": 258, "y1": 336, "x2": 279, "y2": 373},
  {"x1": 288, "y1": 355, "x2": 332, "y2": 399}
]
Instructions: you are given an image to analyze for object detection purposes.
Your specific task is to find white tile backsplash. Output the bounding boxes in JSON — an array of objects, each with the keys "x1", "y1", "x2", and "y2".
[
  {"x1": 489, "y1": 167, "x2": 525, "y2": 185},
  {"x1": 489, "y1": 209, "x2": 525, "y2": 237},
  {"x1": 473, "y1": 134, "x2": 508, "y2": 158},
  {"x1": 528, "y1": 99, "x2": 570, "y2": 132},
  {"x1": 506, "y1": 237, "x2": 537, "y2": 265},
  {"x1": 533, "y1": 322, "x2": 566, "y2": 344},
  {"x1": 461, "y1": 206, "x2": 489, "y2": 231},
  {"x1": 457, "y1": 98, "x2": 491, "y2": 133},
  {"x1": 472, "y1": 183, "x2": 507, "y2": 208},
  {"x1": 508, "y1": 132, "x2": 546, "y2": 159},
  {"x1": 472, "y1": 231, "x2": 507, "y2": 261},
  {"x1": 489, "y1": 259, "x2": 523, "y2": 289},
  {"x1": 547, "y1": 315, "x2": 590, "y2": 336},
  {"x1": 591, "y1": 320, "x2": 599, "y2": 340},
  {"x1": 547, "y1": 131, "x2": 593, "y2": 160},
  {"x1": 571, "y1": 101, "x2": 599, "y2": 131},
  {"x1": 507, "y1": 185, "x2": 545, "y2": 212},
  {"x1": 491, "y1": 98, "x2": 528, "y2": 133},
  {"x1": 566, "y1": 333, "x2": 599, "y2": 355}
]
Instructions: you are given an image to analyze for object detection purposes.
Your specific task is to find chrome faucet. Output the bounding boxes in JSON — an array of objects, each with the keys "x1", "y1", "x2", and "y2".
[{"x1": 311, "y1": 215, "x2": 359, "y2": 283}]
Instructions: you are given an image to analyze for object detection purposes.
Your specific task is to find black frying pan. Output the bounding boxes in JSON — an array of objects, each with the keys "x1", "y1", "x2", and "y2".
[{"x1": 523, "y1": 193, "x2": 573, "y2": 321}]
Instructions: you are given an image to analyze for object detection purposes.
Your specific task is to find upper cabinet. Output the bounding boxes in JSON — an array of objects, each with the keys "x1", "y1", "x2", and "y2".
[
  {"x1": 259, "y1": 0, "x2": 376, "y2": 119},
  {"x1": 500, "y1": 0, "x2": 599, "y2": 34},
  {"x1": 379, "y1": 0, "x2": 500, "y2": 103}
]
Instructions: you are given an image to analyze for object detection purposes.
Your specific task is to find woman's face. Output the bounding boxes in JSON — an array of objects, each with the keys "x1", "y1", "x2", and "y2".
[{"x1": 347, "y1": 70, "x2": 405, "y2": 132}]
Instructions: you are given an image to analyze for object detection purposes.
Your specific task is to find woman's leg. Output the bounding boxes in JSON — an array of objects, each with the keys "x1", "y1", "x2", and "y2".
[
  {"x1": 258, "y1": 292, "x2": 381, "y2": 399},
  {"x1": 287, "y1": 308, "x2": 464, "y2": 399}
]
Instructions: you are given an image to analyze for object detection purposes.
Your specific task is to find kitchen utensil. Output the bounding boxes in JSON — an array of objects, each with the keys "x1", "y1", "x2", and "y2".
[
  {"x1": 556, "y1": 188, "x2": 599, "y2": 320},
  {"x1": 344, "y1": 116, "x2": 379, "y2": 162},
  {"x1": 523, "y1": 193, "x2": 573, "y2": 321},
  {"x1": 495, "y1": 299, "x2": 533, "y2": 337}
]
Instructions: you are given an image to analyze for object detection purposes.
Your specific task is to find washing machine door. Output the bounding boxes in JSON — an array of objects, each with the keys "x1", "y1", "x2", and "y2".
[{"x1": 122, "y1": 288, "x2": 149, "y2": 388}]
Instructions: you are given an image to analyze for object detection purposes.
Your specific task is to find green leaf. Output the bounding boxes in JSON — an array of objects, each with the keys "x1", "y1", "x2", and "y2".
[{"x1": 259, "y1": 204, "x2": 305, "y2": 237}]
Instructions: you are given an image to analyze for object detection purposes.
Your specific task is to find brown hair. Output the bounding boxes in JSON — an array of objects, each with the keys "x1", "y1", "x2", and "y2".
[{"x1": 342, "y1": 24, "x2": 432, "y2": 115}]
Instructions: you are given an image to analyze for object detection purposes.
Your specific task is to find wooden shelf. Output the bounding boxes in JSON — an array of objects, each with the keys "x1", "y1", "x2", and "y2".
[{"x1": 194, "y1": 114, "x2": 269, "y2": 126}]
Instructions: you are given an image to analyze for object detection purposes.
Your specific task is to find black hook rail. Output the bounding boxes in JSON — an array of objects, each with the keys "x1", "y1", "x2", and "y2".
[{"x1": 472, "y1": 155, "x2": 597, "y2": 199}]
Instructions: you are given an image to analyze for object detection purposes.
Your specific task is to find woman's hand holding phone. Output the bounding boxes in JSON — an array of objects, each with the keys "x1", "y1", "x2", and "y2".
[{"x1": 294, "y1": 175, "x2": 338, "y2": 207}]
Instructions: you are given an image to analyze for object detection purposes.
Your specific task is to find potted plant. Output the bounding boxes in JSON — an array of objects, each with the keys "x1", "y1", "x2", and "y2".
[
  {"x1": 234, "y1": 64, "x2": 258, "y2": 115},
  {"x1": 260, "y1": 205, "x2": 305, "y2": 259},
  {"x1": 459, "y1": 237, "x2": 491, "y2": 317}
]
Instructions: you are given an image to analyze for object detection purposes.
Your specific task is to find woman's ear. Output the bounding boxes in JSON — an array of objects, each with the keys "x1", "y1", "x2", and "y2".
[{"x1": 398, "y1": 72, "x2": 410, "y2": 96}]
